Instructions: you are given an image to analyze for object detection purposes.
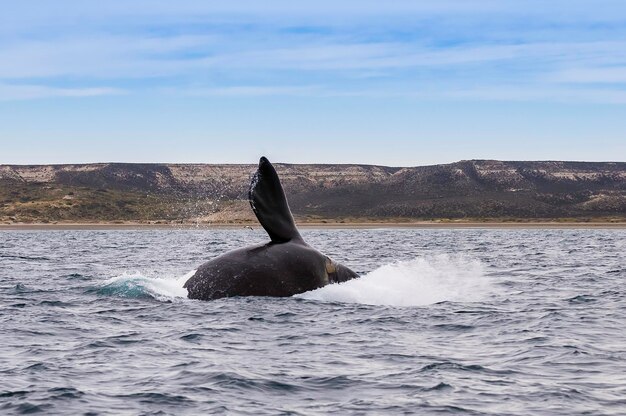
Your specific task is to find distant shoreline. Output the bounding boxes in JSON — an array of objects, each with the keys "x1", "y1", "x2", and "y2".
[
  {"x1": 1, "y1": 221, "x2": 625, "y2": 230},
  {"x1": 3, "y1": 161, "x2": 625, "y2": 225}
]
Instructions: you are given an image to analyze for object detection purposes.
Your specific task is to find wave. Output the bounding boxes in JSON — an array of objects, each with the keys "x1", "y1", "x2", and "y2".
[
  {"x1": 97, "y1": 255, "x2": 493, "y2": 306},
  {"x1": 297, "y1": 254, "x2": 493, "y2": 307},
  {"x1": 97, "y1": 270, "x2": 193, "y2": 301}
]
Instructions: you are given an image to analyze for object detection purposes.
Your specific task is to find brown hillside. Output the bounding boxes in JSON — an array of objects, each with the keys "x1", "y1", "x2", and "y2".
[{"x1": 1, "y1": 161, "x2": 624, "y2": 223}]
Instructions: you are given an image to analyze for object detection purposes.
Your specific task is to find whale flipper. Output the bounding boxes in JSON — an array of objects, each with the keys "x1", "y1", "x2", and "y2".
[{"x1": 249, "y1": 156, "x2": 302, "y2": 243}]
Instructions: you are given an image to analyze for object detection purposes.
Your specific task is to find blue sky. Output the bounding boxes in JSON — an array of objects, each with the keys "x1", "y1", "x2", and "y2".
[{"x1": 1, "y1": 0, "x2": 625, "y2": 166}]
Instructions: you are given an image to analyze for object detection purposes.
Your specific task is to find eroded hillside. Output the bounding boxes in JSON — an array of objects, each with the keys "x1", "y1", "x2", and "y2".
[{"x1": 1, "y1": 161, "x2": 624, "y2": 223}]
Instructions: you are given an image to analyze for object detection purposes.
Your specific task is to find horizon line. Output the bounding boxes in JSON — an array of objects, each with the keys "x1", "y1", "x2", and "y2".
[{"x1": 2, "y1": 158, "x2": 625, "y2": 169}]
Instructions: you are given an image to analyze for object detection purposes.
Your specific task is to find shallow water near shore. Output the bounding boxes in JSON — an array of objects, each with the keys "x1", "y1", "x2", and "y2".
[{"x1": 1, "y1": 228, "x2": 625, "y2": 415}]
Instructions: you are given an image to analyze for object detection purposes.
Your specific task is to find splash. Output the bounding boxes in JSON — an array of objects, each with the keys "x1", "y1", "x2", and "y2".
[
  {"x1": 97, "y1": 270, "x2": 193, "y2": 301},
  {"x1": 97, "y1": 255, "x2": 492, "y2": 306},
  {"x1": 297, "y1": 255, "x2": 492, "y2": 307}
]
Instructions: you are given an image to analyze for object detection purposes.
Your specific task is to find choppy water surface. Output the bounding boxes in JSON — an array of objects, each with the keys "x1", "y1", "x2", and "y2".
[{"x1": 1, "y1": 228, "x2": 625, "y2": 415}]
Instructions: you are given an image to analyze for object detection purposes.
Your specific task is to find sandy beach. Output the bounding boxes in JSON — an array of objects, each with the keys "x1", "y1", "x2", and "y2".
[{"x1": 1, "y1": 221, "x2": 625, "y2": 230}]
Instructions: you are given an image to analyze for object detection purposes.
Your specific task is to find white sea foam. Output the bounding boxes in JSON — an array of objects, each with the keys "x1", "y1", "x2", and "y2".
[
  {"x1": 101, "y1": 270, "x2": 193, "y2": 301},
  {"x1": 102, "y1": 255, "x2": 492, "y2": 306},
  {"x1": 297, "y1": 254, "x2": 493, "y2": 307}
]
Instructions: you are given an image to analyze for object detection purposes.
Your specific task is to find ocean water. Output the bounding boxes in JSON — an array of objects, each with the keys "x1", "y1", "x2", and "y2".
[{"x1": 1, "y1": 228, "x2": 625, "y2": 415}]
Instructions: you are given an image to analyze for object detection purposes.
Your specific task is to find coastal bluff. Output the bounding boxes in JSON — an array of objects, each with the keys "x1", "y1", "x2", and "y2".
[{"x1": 1, "y1": 160, "x2": 624, "y2": 224}]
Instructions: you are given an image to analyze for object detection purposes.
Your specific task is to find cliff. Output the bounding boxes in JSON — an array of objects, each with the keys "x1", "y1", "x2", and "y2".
[{"x1": 1, "y1": 160, "x2": 624, "y2": 223}]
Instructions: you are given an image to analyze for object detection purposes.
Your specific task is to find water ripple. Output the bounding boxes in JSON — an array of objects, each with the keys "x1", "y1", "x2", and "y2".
[{"x1": 0, "y1": 228, "x2": 624, "y2": 415}]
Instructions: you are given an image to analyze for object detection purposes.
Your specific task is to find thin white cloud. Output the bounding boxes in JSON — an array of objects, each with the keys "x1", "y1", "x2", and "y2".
[
  {"x1": 445, "y1": 86, "x2": 626, "y2": 104},
  {"x1": 182, "y1": 85, "x2": 323, "y2": 97},
  {"x1": 0, "y1": 35, "x2": 216, "y2": 78},
  {"x1": 0, "y1": 84, "x2": 124, "y2": 100},
  {"x1": 2, "y1": 0, "x2": 624, "y2": 26},
  {"x1": 554, "y1": 67, "x2": 626, "y2": 83},
  {"x1": 3, "y1": 35, "x2": 626, "y2": 79},
  {"x1": 0, "y1": 1, "x2": 514, "y2": 39},
  {"x1": 194, "y1": 41, "x2": 626, "y2": 71},
  {"x1": 1, "y1": 1, "x2": 625, "y2": 105},
  {"x1": 165, "y1": 82, "x2": 626, "y2": 105}
]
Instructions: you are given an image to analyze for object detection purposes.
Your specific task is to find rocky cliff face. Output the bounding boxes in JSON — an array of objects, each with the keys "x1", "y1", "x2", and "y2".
[{"x1": 1, "y1": 160, "x2": 624, "y2": 223}]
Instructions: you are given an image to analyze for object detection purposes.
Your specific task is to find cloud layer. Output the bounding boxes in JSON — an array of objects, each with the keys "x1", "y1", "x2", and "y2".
[
  {"x1": 1, "y1": 1, "x2": 626, "y2": 102},
  {"x1": 1, "y1": 1, "x2": 625, "y2": 165}
]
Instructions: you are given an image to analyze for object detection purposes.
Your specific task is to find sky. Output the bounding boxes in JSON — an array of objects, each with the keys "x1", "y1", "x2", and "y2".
[{"x1": 1, "y1": 0, "x2": 625, "y2": 166}]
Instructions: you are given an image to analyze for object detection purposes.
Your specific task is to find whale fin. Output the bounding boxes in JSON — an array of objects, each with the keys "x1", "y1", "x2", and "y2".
[{"x1": 249, "y1": 157, "x2": 303, "y2": 243}]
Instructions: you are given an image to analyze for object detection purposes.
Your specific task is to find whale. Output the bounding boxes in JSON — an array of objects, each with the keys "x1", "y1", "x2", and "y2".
[{"x1": 184, "y1": 156, "x2": 359, "y2": 300}]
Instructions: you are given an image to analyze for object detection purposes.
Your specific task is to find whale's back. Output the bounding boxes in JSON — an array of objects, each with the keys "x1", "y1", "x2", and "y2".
[{"x1": 184, "y1": 242, "x2": 328, "y2": 300}]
